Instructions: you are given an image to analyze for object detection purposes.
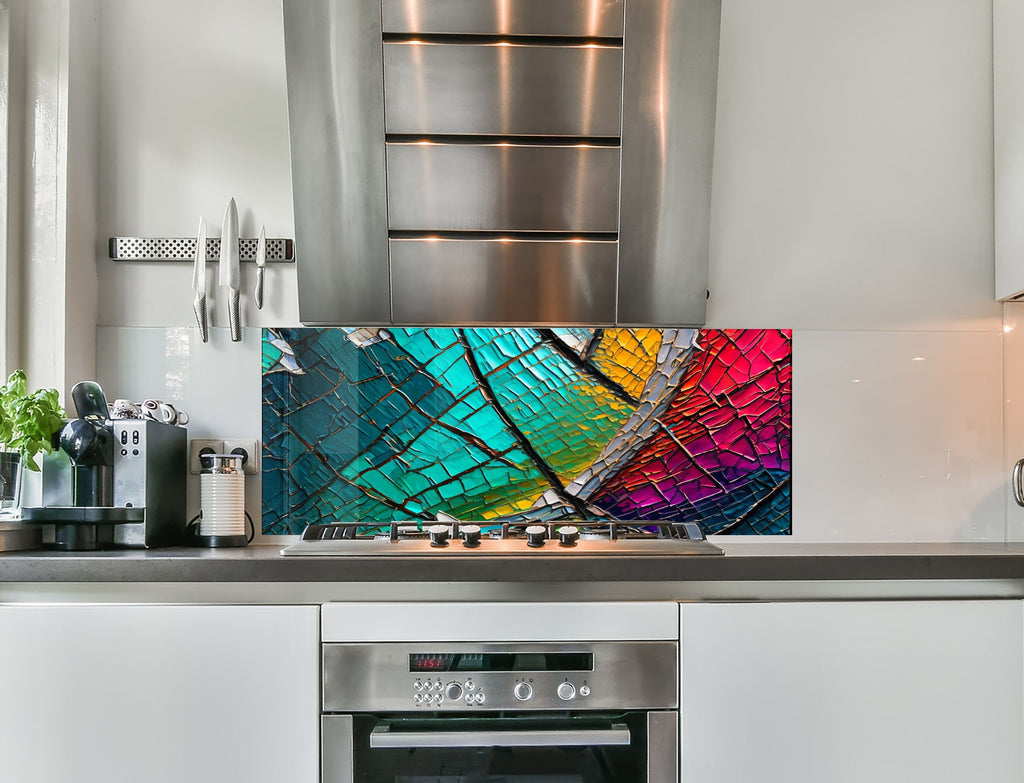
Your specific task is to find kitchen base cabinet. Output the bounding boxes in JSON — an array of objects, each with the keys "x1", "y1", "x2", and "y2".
[
  {"x1": 0, "y1": 604, "x2": 319, "y2": 783},
  {"x1": 679, "y1": 601, "x2": 1023, "y2": 783}
]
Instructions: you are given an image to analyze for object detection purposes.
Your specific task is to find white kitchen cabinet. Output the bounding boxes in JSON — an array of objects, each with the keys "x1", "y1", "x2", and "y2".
[
  {"x1": 679, "y1": 600, "x2": 1023, "y2": 783},
  {"x1": 996, "y1": 0, "x2": 1024, "y2": 299},
  {"x1": 0, "y1": 604, "x2": 319, "y2": 783}
]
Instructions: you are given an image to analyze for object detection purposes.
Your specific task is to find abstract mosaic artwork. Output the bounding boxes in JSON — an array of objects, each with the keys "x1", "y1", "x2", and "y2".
[{"x1": 262, "y1": 328, "x2": 792, "y2": 535}]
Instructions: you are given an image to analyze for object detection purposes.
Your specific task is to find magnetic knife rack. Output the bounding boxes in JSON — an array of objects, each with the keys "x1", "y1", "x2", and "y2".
[{"x1": 108, "y1": 237, "x2": 295, "y2": 263}]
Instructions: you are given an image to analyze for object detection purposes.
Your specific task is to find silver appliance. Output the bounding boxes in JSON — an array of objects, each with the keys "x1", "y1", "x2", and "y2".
[
  {"x1": 281, "y1": 520, "x2": 723, "y2": 557},
  {"x1": 322, "y1": 639, "x2": 679, "y2": 782},
  {"x1": 28, "y1": 419, "x2": 187, "y2": 549},
  {"x1": 283, "y1": 0, "x2": 722, "y2": 327}
]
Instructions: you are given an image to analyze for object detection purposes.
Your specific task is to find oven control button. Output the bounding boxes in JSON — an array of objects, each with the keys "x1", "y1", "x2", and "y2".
[
  {"x1": 434, "y1": 693, "x2": 443, "y2": 704},
  {"x1": 465, "y1": 680, "x2": 476, "y2": 691},
  {"x1": 579, "y1": 685, "x2": 591, "y2": 697},
  {"x1": 427, "y1": 524, "x2": 450, "y2": 547},
  {"x1": 413, "y1": 694, "x2": 422, "y2": 705},
  {"x1": 446, "y1": 682, "x2": 464, "y2": 701},
  {"x1": 474, "y1": 692, "x2": 486, "y2": 705},
  {"x1": 557, "y1": 682, "x2": 576, "y2": 701},
  {"x1": 465, "y1": 694, "x2": 474, "y2": 705},
  {"x1": 525, "y1": 525, "x2": 547, "y2": 547},
  {"x1": 413, "y1": 680, "x2": 423, "y2": 691},
  {"x1": 513, "y1": 682, "x2": 533, "y2": 701}
]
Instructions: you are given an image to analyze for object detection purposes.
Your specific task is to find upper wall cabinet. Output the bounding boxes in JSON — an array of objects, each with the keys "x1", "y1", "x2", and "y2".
[
  {"x1": 996, "y1": 0, "x2": 1024, "y2": 300},
  {"x1": 283, "y1": 0, "x2": 721, "y2": 326}
]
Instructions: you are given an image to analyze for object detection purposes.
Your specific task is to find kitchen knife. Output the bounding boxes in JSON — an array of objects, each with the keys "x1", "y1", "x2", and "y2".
[
  {"x1": 254, "y1": 224, "x2": 266, "y2": 310},
  {"x1": 192, "y1": 217, "x2": 209, "y2": 342},
  {"x1": 219, "y1": 197, "x2": 241, "y2": 342}
]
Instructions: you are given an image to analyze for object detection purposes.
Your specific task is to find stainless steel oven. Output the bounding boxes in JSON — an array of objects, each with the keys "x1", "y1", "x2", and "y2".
[{"x1": 321, "y1": 641, "x2": 678, "y2": 782}]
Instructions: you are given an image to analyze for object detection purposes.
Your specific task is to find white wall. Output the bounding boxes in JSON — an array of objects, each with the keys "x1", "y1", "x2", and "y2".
[{"x1": 93, "y1": 0, "x2": 1003, "y2": 542}]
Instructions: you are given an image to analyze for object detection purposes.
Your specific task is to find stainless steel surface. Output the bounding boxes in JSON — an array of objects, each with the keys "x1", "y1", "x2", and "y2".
[
  {"x1": 284, "y1": 0, "x2": 391, "y2": 325},
  {"x1": 1014, "y1": 458, "x2": 1024, "y2": 508},
  {"x1": 381, "y1": 0, "x2": 625, "y2": 37},
  {"x1": 192, "y1": 217, "x2": 208, "y2": 342},
  {"x1": 617, "y1": 0, "x2": 721, "y2": 325},
  {"x1": 322, "y1": 715, "x2": 354, "y2": 783},
  {"x1": 285, "y1": 0, "x2": 721, "y2": 326},
  {"x1": 383, "y1": 42, "x2": 623, "y2": 137},
  {"x1": 199, "y1": 453, "x2": 244, "y2": 475},
  {"x1": 386, "y1": 142, "x2": 621, "y2": 231},
  {"x1": 109, "y1": 236, "x2": 293, "y2": 262},
  {"x1": 110, "y1": 420, "x2": 188, "y2": 548},
  {"x1": 390, "y1": 238, "x2": 617, "y2": 324},
  {"x1": 219, "y1": 198, "x2": 241, "y2": 342},
  {"x1": 322, "y1": 641, "x2": 678, "y2": 712},
  {"x1": 647, "y1": 711, "x2": 678, "y2": 783},
  {"x1": 254, "y1": 225, "x2": 266, "y2": 310},
  {"x1": 368, "y1": 723, "x2": 631, "y2": 748},
  {"x1": 284, "y1": 536, "x2": 722, "y2": 557},
  {"x1": 0, "y1": 521, "x2": 42, "y2": 553}
]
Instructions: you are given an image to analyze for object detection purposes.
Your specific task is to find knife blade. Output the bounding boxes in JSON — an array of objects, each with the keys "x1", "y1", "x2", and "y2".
[
  {"x1": 254, "y1": 224, "x2": 266, "y2": 310},
  {"x1": 219, "y1": 197, "x2": 241, "y2": 342},
  {"x1": 192, "y1": 217, "x2": 209, "y2": 343}
]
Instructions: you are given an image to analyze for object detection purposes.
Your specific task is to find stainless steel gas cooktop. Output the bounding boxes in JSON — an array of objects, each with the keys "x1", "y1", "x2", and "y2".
[{"x1": 280, "y1": 520, "x2": 723, "y2": 557}]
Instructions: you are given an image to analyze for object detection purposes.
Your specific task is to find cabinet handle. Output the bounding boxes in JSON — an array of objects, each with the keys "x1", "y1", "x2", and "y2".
[
  {"x1": 369, "y1": 724, "x2": 630, "y2": 749},
  {"x1": 1013, "y1": 459, "x2": 1024, "y2": 507}
]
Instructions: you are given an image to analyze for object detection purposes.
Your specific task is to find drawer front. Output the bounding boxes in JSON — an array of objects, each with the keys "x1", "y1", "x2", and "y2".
[
  {"x1": 381, "y1": 0, "x2": 625, "y2": 37},
  {"x1": 384, "y1": 42, "x2": 623, "y2": 137},
  {"x1": 390, "y1": 239, "x2": 617, "y2": 324},
  {"x1": 386, "y1": 143, "x2": 621, "y2": 232}
]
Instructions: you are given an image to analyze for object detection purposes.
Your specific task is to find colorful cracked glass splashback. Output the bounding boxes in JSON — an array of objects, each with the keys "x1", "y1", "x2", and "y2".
[{"x1": 262, "y1": 328, "x2": 792, "y2": 535}]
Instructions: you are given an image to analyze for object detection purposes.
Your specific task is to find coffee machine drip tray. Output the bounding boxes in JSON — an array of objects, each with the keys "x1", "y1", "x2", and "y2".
[
  {"x1": 21, "y1": 507, "x2": 145, "y2": 523},
  {"x1": 20, "y1": 506, "x2": 146, "y2": 551}
]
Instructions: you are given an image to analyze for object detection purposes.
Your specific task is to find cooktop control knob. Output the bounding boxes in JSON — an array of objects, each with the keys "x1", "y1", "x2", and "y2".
[
  {"x1": 557, "y1": 525, "x2": 579, "y2": 547},
  {"x1": 557, "y1": 682, "x2": 576, "y2": 701},
  {"x1": 514, "y1": 682, "x2": 533, "y2": 701},
  {"x1": 461, "y1": 524, "x2": 482, "y2": 548},
  {"x1": 525, "y1": 525, "x2": 547, "y2": 548},
  {"x1": 427, "y1": 524, "x2": 450, "y2": 547},
  {"x1": 445, "y1": 682, "x2": 463, "y2": 702}
]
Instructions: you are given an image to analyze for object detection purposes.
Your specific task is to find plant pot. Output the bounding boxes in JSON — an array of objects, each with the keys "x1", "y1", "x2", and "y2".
[{"x1": 0, "y1": 451, "x2": 23, "y2": 517}]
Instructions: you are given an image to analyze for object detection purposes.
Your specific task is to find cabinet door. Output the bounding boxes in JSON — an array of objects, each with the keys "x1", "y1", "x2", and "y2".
[
  {"x1": 996, "y1": 0, "x2": 1024, "y2": 299},
  {"x1": 680, "y1": 601, "x2": 1023, "y2": 783},
  {"x1": 0, "y1": 604, "x2": 319, "y2": 783}
]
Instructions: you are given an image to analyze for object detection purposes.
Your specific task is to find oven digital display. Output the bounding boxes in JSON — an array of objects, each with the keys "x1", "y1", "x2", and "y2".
[{"x1": 409, "y1": 652, "x2": 594, "y2": 673}]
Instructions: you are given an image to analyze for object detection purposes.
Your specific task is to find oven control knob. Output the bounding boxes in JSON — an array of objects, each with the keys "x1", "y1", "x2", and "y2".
[
  {"x1": 557, "y1": 525, "x2": 579, "y2": 547},
  {"x1": 557, "y1": 682, "x2": 576, "y2": 701},
  {"x1": 579, "y1": 685, "x2": 591, "y2": 697},
  {"x1": 461, "y1": 524, "x2": 482, "y2": 548},
  {"x1": 525, "y1": 525, "x2": 547, "y2": 548},
  {"x1": 427, "y1": 524, "x2": 450, "y2": 547},
  {"x1": 514, "y1": 682, "x2": 533, "y2": 701},
  {"x1": 446, "y1": 682, "x2": 464, "y2": 701}
]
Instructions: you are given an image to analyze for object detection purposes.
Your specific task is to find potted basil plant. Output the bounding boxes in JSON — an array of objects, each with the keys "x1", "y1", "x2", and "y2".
[{"x1": 0, "y1": 370, "x2": 65, "y2": 516}]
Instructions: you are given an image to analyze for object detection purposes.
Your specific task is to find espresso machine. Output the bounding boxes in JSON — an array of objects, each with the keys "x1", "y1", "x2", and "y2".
[{"x1": 22, "y1": 381, "x2": 187, "y2": 550}]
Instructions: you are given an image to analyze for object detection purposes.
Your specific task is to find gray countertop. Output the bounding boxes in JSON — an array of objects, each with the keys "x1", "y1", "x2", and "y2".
[{"x1": 3, "y1": 542, "x2": 1024, "y2": 586}]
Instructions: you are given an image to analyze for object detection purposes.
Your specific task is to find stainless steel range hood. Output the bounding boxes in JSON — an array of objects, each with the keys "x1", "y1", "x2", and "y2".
[{"x1": 283, "y1": 0, "x2": 721, "y2": 326}]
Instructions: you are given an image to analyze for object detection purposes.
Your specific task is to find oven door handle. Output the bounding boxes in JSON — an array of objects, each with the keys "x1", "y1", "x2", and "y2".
[{"x1": 369, "y1": 723, "x2": 632, "y2": 749}]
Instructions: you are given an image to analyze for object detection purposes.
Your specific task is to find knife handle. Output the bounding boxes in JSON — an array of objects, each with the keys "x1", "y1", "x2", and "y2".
[
  {"x1": 255, "y1": 267, "x2": 265, "y2": 310},
  {"x1": 193, "y1": 294, "x2": 209, "y2": 343},
  {"x1": 229, "y1": 289, "x2": 241, "y2": 342}
]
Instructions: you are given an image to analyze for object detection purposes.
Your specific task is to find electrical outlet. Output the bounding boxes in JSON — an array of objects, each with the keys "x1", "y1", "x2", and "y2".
[
  {"x1": 189, "y1": 439, "x2": 224, "y2": 474},
  {"x1": 223, "y1": 438, "x2": 260, "y2": 475}
]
